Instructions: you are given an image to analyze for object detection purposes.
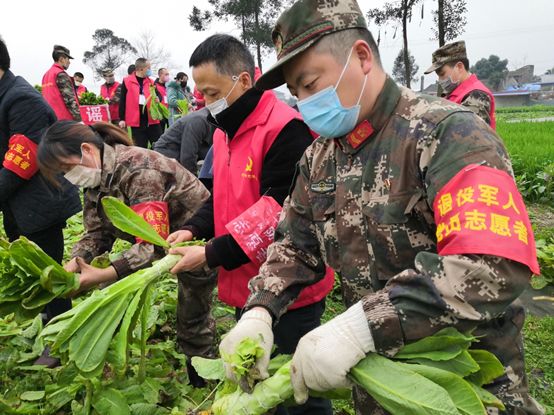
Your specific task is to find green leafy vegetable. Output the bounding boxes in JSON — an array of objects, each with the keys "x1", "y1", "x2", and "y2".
[
  {"x1": 79, "y1": 91, "x2": 108, "y2": 105},
  {"x1": 0, "y1": 237, "x2": 79, "y2": 321},
  {"x1": 101, "y1": 196, "x2": 170, "y2": 248}
]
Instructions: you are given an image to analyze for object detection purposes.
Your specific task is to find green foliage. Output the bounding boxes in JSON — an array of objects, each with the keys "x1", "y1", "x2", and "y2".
[
  {"x1": 101, "y1": 196, "x2": 170, "y2": 248},
  {"x1": 497, "y1": 120, "x2": 554, "y2": 204},
  {"x1": 83, "y1": 29, "x2": 137, "y2": 79},
  {"x1": 33, "y1": 84, "x2": 42, "y2": 93},
  {"x1": 78, "y1": 91, "x2": 109, "y2": 105},
  {"x1": 147, "y1": 86, "x2": 170, "y2": 121},
  {"x1": 432, "y1": 0, "x2": 467, "y2": 45},
  {"x1": 392, "y1": 48, "x2": 419, "y2": 87},
  {"x1": 470, "y1": 55, "x2": 508, "y2": 91},
  {"x1": 0, "y1": 237, "x2": 79, "y2": 321},
  {"x1": 536, "y1": 238, "x2": 554, "y2": 286}
]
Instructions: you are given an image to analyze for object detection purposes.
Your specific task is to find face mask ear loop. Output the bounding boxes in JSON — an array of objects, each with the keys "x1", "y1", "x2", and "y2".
[
  {"x1": 225, "y1": 76, "x2": 240, "y2": 100},
  {"x1": 335, "y1": 47, "x2": 355, "y2": 91},
  {"x1": 356, "y1": 74, "x2": 368, "y2": 106}
]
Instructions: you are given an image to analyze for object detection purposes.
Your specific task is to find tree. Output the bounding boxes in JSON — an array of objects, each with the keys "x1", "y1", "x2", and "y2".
[
  {"x1": 368, "y1": 0, "x2": 422, "y2": 89},
  {"x1": 188, "y1": 0, "x2": 292, "y2": 71},
  {"x1": 134, "y1": 30, "x2": 172, "y2": 70},
  {"x1": 83, "y1": 29, "x2": 137, "y2": 79},
  {"x1": 433, "y1": 0, "x2": 467, "y2": 47},
  {"x1": 392, "y1": 49, "x2": 418, "y2": 86},
  {"x1": 471, "y1": 55, "x2": 509, "y2": 91}
]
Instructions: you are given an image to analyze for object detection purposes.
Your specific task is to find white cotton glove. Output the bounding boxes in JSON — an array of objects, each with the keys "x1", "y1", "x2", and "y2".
[
  {"x1": 219, "y1": 308, "x2": 274, "y2": 383},
  {"x1": 290, "y1": 301, "x2": 375, "y2": 404}
]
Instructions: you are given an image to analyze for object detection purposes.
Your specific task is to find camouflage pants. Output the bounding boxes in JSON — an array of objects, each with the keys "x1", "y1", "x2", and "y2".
[
  {"x1": 351, "y1": 303, "x2": 544, "y2": 415},
  {"x1": 176, "y1": 268, "x2": 218, "y2": 358}
]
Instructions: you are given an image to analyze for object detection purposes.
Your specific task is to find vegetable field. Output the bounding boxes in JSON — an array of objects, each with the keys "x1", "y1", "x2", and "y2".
[{"x1": 0, "y1": 106, "x2": 553, "y2": 414}]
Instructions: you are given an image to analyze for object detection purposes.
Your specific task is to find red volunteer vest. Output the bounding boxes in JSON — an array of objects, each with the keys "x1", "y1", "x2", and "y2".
[
  {"x1": 213, "y1": 91, "x2": 334, "y2": 309},
  {"x1": 100, "y1": 82, "x2": 121, "y2": 121},
  {"x1": 155, "y1": 83, "x2": 169, "y2": 108},
  {"x1": 41, "y1": 63, "x2": 78, "y2": 121},
  {"x1": 122, "y1": 74, "x2": 160, "y2": 127},
  {"x1": 448, "y1": 74, "x2": 496, "y2": 129},
  {"x1": 76, "y1": 84, "x2": 87, "y2": 98}
]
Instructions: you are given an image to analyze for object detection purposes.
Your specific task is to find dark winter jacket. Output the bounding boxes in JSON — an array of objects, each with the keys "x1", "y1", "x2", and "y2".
[
  {"x1": 0, "y1": 70, "x2": 81, "y2": 233},
  {"x1": 153, "y1": 108, "x2": 214, "y2": 175}
]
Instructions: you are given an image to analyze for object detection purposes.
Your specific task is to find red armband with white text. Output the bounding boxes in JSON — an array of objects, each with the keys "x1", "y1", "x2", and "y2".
[
  {"x1": 131, "y1": 201, "x2": 170, "y2": 243},
  {"x1": 434, "y1": 164, "x2": 540, "y2": 274},
  {"x1": 226, "y1": 196, "x2": 282, "y2": 265},
  {"x1": 2, "y1": 134, "x2": 39, "y2": 179}
]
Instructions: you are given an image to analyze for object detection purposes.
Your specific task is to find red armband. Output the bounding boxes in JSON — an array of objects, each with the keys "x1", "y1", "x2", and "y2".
[
  {"x1": 131, "y1": 201, "x2": 170, "y2": 243},
  {"x1": 434, "y1": 164, "x2": 539, "y2": 274},
  {"x1": 2, "y1": 134, "x2": 39, "y2": 179},
  {"x1": 225, "y1": 196, "x2": 282, "y2": 265}
]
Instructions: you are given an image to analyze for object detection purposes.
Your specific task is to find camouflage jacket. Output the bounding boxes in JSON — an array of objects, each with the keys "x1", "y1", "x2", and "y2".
[
  {"x1": 457, "y1": 89, "x2": 492, "y2": 126},
  {"x1": 72, "y1": 144, "x2": 209, "y2": 277},
  {"x1": 55, "y1": 72, "x2": 81, "y2": 121},
  {"x1": 246, "y1": 78, "x2": 542, "y2": 414}
]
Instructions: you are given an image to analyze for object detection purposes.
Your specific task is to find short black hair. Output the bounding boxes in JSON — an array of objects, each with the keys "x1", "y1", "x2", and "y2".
[
  {"x1": 189, "y1": 34, "x2": 255, "y2": 79},
  {"x1": 0, "y1": 36, "x2": 10, "y2": 71},
  {"x1": 176, "y1": 71, "x2": 187, "y2": 80},
  {"x1": 127, "y1": 64, "x2": 136, "y2": 74},
  {"x1": 314, "y1": 28, "x2": 382, "y2": 68},
  {"x1": 446, "y1": 58, "x2": 470, "y2": 71},
  {"x1": 74, "y1": 72, "x2": 84, "y2": 79},
  {"x1": 135, "y1": 58, "x2": 148, "y2": 70},
  {"x1": 158, "y1": 67, "x2": 167, "y2": 75}
]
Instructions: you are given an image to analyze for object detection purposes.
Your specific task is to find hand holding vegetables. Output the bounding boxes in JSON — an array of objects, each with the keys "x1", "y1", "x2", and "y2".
[
  {"x1": 166, "y1": 229, "x2": 194, "y2": 244},
  {"x1": 219, "y1": 308, "x2": 274, "y2": 386},
  {"x1": 74, "y1": 258, "x2": 117, "y2": 291},
  {"x1": 168, "y1": 245, "x2": 207, "y2": 273},
  {"x1": 290, "y1": 301, "x2": 375, "y2": 404}
]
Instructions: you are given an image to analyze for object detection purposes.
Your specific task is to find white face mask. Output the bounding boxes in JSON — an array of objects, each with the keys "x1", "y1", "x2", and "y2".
[
  {"x1": 64, "y1": 148, "x2": 102, "y2": 188},
  {"x1": 206, "y1": 76, "x2": 239, "y2": 118}
]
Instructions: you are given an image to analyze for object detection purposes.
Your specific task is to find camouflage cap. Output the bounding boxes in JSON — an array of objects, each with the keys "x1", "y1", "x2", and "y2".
[
  {"x1": 255, "y1": 0, "x2": 367, "y2": 90},
  {"x1": 424, "y1": 40, "x2": 467, "y2": 74},
  {"x1": 53, "y1": 44, "x2": 74, "y2": 59},
  {"x1": 102, "y1": 68, "x2": 115, "y2": 76}
]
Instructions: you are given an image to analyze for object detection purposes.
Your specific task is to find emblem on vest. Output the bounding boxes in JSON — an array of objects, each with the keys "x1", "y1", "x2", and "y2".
[
  {"x1": 242, "y1": 156, "x2": 257, "y2": 180},
  {"x1": 310, "y1": 179, "x2": 336, "y2": 193}
]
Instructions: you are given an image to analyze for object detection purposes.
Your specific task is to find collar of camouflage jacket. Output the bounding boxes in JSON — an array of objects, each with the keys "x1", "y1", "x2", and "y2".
[{"x1": 337, "y1": 76, "x2": 401, "y2": 154}]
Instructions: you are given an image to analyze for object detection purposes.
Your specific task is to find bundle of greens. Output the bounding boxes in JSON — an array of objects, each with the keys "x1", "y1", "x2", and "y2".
[
  {"x1": 172, "y1": 99, "x2": 190, "y2": 120},
  {"x1": 78, "y1": 91, "x2": 108, "y2": 105},
  {"x1": 193, "y1": 328, "x2": 506, "y2": 415},
  {"x1": 148, "y1": 86, "x2": 170, "y2": 120},
  {"x1": 0, "y1": 237, "x2": 79, "y2": 321},
  {"x1": 41, "y1": 197, "x2": 203, "y2": 378}
]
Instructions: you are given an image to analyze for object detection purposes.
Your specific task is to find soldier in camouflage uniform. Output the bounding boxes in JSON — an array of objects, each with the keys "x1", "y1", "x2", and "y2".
[
  {"x1": 41, "y1": 45, "x2": 81, "y2": 121},
  {"x1": 37, "y1": 121, "x2": 216, "y2": 384},
  {"x1": 219, "y1": 0, "x2": 544, "y2": 414},
  {"x1": 425, "y1": 41, "x2": 497, "y2": 128}
]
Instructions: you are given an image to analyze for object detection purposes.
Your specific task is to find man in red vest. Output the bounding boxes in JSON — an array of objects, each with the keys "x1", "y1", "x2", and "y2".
[
  {"x1": 73, "y1": 72, "x2": 87, "y2": 98},
  {"x1": 155, "y1": 67, "x2": 170, "y2": 131},
  {"x1": 167, "y1": 34, "x2": 334, "y2": 413},
  {"x1": 41, "y1": 45, "x2": 81, "y2": 121},
  {"x1": 118, "y1": 58, "x2": 162, "y2": 148},
  {"x1": 99, "y1": 68, "x2": 121, "y2": 124},
  {"x1": 425, "y1": 40, "x2": 496, "y2": 129}
]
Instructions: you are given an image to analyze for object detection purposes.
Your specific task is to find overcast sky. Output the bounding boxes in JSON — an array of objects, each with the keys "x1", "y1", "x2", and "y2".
[{"x1": 2, "y1": 0, "x2": 553, "y2": 93}]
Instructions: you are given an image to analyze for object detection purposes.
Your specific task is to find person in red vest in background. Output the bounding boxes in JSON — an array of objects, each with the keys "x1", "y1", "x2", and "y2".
[
  {"x1": 118, "y1": 58, "x2": 162, "y2": 148},
  {"x1": 73, "y1": 72, "x2": 87, "y2": 98},
  {"x1": 41, "y1": 45, "x2": 81, "y2": 121},
  {"x1": 99, "y1": 68, "x2": 121, "y2": 124},
  {"x1": 192, "y1": 84, "x2": 205, "y2": 110},
  {"x1": 155, "y1": 67, "x2": 170, "y2": 131},
  {"x1": 167, "y1": 34, "x2": 334, "y2": 413},
  {"x1": 425, "y1": 41, "x2": 496, "y2": 129}
]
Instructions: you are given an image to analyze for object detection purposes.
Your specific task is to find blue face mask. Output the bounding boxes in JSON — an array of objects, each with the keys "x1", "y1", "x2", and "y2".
[
  {"x1": 297, "y1": 48, "x2": 367, "y2": 138},
  {"x1": 145, "y1": 69, "x2": 153, "y2": 77}
]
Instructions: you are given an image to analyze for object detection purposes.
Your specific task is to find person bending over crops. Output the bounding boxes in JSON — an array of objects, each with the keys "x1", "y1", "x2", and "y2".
[
  {"x1": 167, "y1": 34, "x2": 335, "y2": 414},
  {"x1": 37, "y1": 121, "x2": 216, "y2": 383},
  {"x1": 219, "y1": 0, "x2": 543, "y2": 414}
]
